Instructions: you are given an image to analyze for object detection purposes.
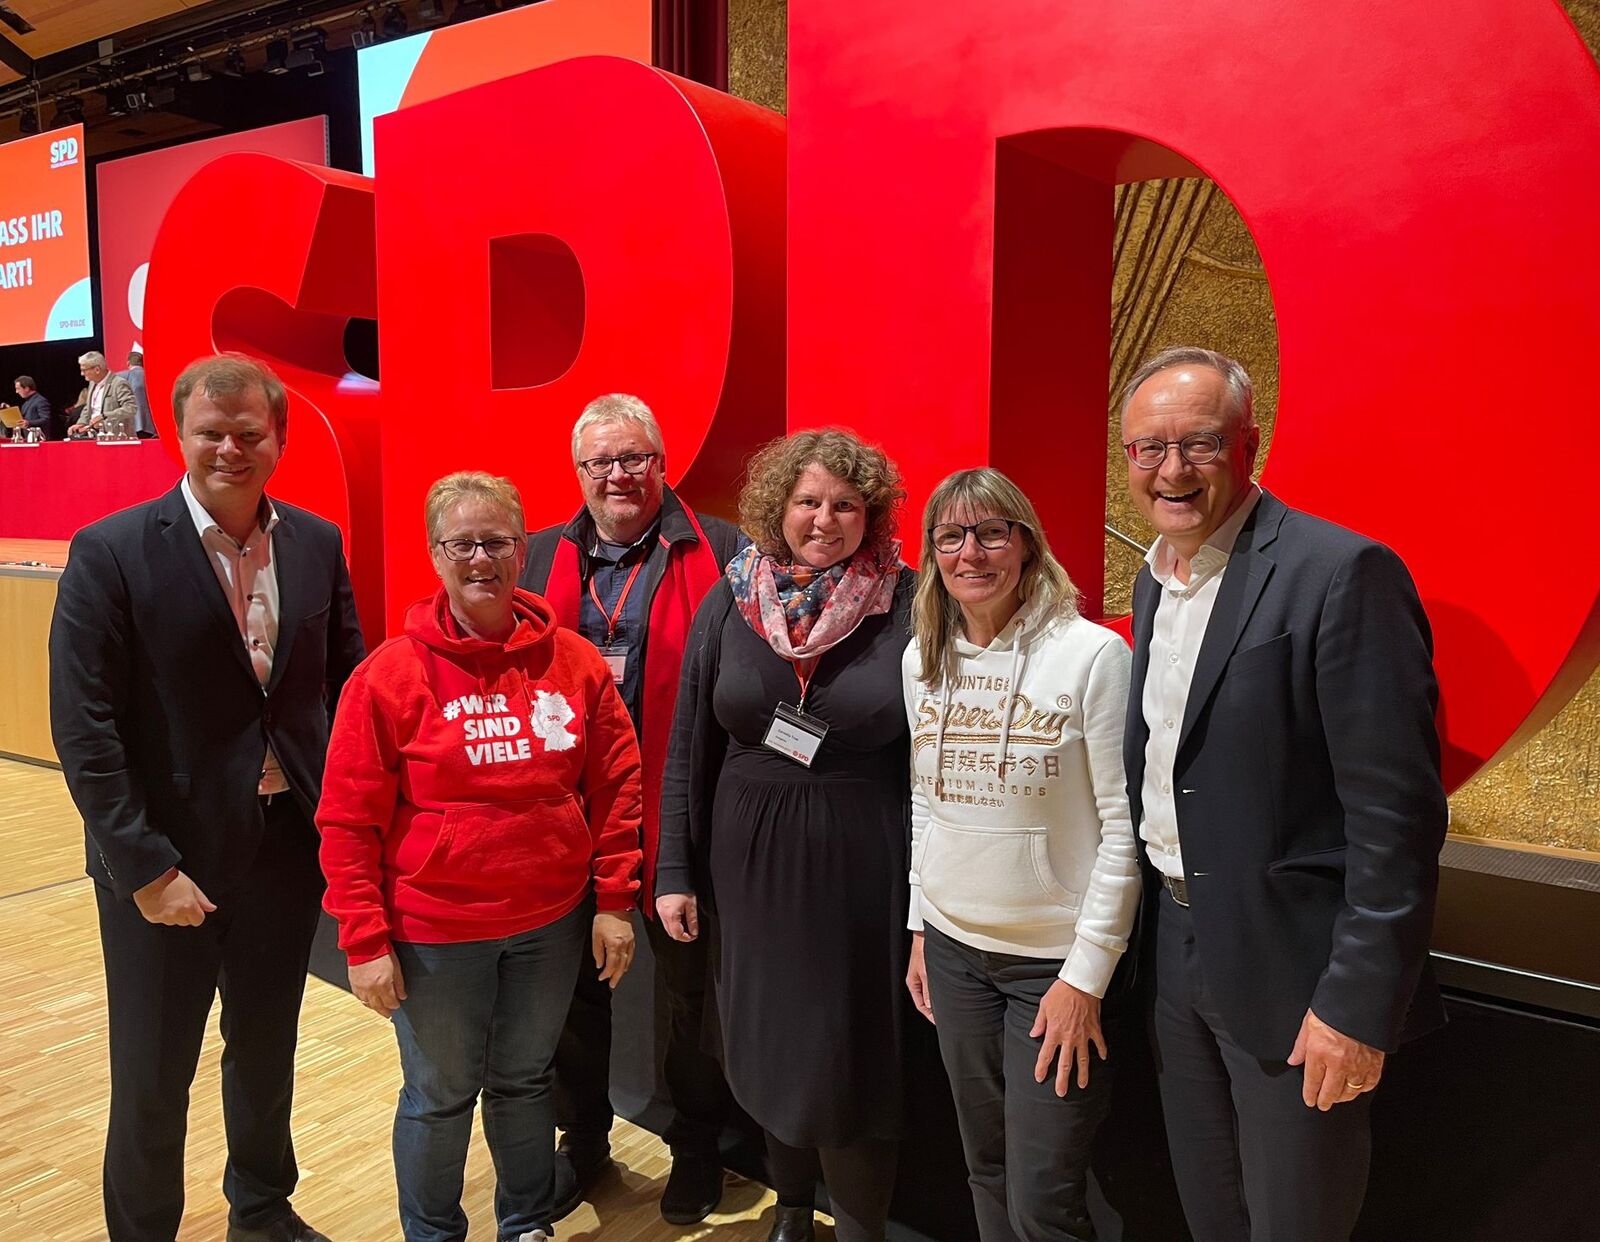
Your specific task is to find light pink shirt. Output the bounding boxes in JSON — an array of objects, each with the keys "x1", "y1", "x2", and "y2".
[{"x1": 180, "y1": 476, "x2": 289, "y2": 795}]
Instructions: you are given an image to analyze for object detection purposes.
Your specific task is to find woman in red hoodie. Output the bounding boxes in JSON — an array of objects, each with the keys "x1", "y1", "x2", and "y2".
[{"x1": 319, "y1": 471, "x2": 644, "y2": 1242}]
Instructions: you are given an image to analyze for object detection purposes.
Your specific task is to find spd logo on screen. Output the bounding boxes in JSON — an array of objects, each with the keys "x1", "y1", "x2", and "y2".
[{"x1": 49, "y1": 137, "x2": 79, "y2": 170}]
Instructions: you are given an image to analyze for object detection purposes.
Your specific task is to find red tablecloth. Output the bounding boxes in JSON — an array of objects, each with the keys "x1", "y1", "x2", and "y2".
[{"x1": 0, "y1": 441, "x2": 182, "y2": 540}]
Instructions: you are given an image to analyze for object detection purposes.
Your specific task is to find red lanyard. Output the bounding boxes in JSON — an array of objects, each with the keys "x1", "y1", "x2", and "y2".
[
  {"x1": 792, "y1": 658, "x2": 818, "y2": 711},
  {"x1": 587, "y1": 559, "x2": 645, "y2": 647}
]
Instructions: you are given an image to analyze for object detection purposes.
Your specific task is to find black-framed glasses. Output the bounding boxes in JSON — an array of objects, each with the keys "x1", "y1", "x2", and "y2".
[
  {"x1": 435, "y1": 536, "x2": 522, "y2": 562},
  {"x1": 1123, "y1": 431, "x2": 1225, "y2": 469},
  {"x1": 577, "y1": 452, "x2": 657, "y2": 479},
  {"x1": 928, "y1": 518, "x2": 1023, "y2": 554}
]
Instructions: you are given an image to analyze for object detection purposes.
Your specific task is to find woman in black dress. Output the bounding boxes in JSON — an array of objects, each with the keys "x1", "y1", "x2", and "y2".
[{"x1": 656, "y1": 429, "x2": 913, "y2": 1242}]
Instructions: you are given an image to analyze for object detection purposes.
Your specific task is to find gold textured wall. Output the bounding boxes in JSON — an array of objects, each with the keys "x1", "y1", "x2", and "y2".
[
  {"x1": 728, "y1": 2, "x2": 1600, "y2": 853},
  {"x1": 729, "y1": 0, "x2": 786, "y2": 113}
]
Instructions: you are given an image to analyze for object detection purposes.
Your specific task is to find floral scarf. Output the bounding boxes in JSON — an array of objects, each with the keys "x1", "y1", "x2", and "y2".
[{"x1": 726, "y1": 539, "x2": 903, "y2": 661}]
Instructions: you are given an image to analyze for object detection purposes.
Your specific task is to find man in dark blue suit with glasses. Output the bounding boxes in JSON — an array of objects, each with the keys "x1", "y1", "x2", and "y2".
[{"x1": 1119, "y1": 347, "x2": 1447, "y2": 1242}]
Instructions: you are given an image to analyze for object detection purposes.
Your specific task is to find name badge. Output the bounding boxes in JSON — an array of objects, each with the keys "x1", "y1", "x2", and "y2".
[
  {"x1": 600, "y1": 645, "x2": 629, "y2": 686},
  {"x1": 762, "y1": 702, "x2": 829, "y2": 767}
]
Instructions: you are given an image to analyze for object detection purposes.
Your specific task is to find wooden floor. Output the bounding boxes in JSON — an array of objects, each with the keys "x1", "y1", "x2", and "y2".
[{"x1": 0, "y1": 760, "x2": 828, "y2": 1240}]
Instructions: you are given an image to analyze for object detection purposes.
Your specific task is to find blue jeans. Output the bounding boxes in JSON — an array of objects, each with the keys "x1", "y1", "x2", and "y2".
[{"x1": 391, "y1": 900, "x2": 590, "y2": 1242}]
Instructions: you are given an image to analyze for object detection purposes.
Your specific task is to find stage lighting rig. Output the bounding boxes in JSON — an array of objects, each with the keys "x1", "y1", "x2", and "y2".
[
  {"x1": 18, "y1": 102, "x2": 38, "y2": 135},
  {"x1": 352, "y1": 9, "x2": 380, "y2": 48},
  {"x1": 222, "y1": 45, "x2": 248, "y2": 77},
  {"x1": 53, "y1": 95, "x2": 85, "y2": 126},
  {"x1": 263, "y1": 36, "x2": 291, "y2": 74},
  {"x1": 286, "y1": 29, "x2": 328, "y2": 77},
  {"x1": 382, "y1": 4, "x2": 409, "y2": 39}
]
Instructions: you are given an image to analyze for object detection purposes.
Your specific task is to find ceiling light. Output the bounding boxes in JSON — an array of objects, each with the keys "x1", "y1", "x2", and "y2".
[
  {"x1": 352, "y1": 10, "x2": 379, "y2": 48},
  {"x1": 382, "y1": 3, "x2": 409, "y2": 39},
  {"x1": 263, "y1": 37, "x2": 290, "y2": 74}
]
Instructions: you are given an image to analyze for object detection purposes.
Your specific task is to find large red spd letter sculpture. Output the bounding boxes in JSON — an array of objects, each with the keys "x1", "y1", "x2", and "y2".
[
  {"x1": 144, "y1": 154, "x2": 385, "y2": 643},
  {"x1": 786, "y1": 0, "x2": 1600, "y2": 788},
  {"x1": 142, "y1": 4, "x2": 1600, "y2": 792},
  {"x1": 375, "y1": 55, "x2": 785, "y2": 621}
]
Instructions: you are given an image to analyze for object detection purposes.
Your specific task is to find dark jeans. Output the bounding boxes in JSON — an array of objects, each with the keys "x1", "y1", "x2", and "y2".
[
  {"x1": 552, "y1": 910, "x2": 731, "y2": 1159},
  {"x1": 95, "y1": 795, "x2": 324, "y2": 1242},
  {"x1": 922, "y1": 926, "x2": 1112, "y2": 1242},
  {"x1": 391, "y1": 900, "x2": 589, "y2": 1242},
  {"x1": 765, "y1": 1131, "x2": 899, "y2": 1242},
  {"x1": 1151, "y1": 890, "x2": 1373, "y2": 1242}
]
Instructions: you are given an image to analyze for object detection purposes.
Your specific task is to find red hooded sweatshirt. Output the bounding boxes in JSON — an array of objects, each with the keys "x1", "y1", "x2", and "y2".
[{"x1": 318, "y1": 588, "x2": 644, "y2": 965}]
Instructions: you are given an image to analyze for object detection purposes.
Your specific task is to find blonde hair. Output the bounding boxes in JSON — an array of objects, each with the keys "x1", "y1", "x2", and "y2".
[
  {"x1": 424, "y1": 471, "x2": 526, "y2": 543},
  {"x1": 911, "y1": 468, "x2": 1079, "y2": 685},
  {"x1": 172, "y1": 353, "x2": 289, "y2": 434},
  {"x1": 738, "y1": 428, "x2": 904, "y2": 557},
  {"x1": 570, "y1": 393, "x2": 664, "y2": 461}
]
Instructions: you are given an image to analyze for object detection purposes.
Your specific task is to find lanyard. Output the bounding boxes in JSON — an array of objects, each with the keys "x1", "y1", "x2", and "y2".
[
  {"x1": 587, "y1": 558, "x2": 645, "y2": 647},
  {"x1": 791, "y1": 657, "x2": 819, "y2": 712}
]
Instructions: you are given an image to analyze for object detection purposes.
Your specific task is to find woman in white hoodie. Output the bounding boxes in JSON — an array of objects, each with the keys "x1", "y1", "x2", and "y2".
[{"x1": 902, "y1": 468, "x2": 1140, "y2": 1242}]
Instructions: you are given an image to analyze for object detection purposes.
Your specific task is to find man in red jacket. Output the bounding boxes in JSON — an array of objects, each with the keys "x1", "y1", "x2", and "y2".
[{"x1": 520, "y1": 394, "x2": 744, "y2": 1225}]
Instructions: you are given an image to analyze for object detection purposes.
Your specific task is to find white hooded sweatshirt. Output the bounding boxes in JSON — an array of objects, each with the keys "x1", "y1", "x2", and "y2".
[{"x1": 902, "y1": 593, "x2": 1140, "y2": 997}]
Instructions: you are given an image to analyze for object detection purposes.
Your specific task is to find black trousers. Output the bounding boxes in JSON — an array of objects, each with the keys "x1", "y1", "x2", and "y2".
[
  {"x1": 922, "y1": 926, "x2": 1112, "y2": 1242},
  {"x1": 1151, "y1": 889, "x2": 1373, "y2": 1242},
  {"x1": 95, "y1": 796, "x2": 325, "y2": 1242},
  {"x1": 766, "y1": 1131, "x2": 899, "y2": 1242},
  {"x1": 552, "y1": 909, "x2": 731, "y2": 1158}
]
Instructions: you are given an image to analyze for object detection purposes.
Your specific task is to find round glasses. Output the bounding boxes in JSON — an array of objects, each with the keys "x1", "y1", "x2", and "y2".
[
  {"x1": 577, "y1": 452, "x2": 657, "y2": 479},
  {"x1": 435, "y1": 536, "x2": 522, "y2": 562},
  {"x1": 928, "y1": 518, "x2": 1022, "y2": 554},
  {"x1": 1123, "y1": 431, "x2": 1226, "y2": 469}
]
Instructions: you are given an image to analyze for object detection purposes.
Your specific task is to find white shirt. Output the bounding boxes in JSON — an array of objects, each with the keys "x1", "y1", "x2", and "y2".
[
  {"x1": 1139, "y1": 484, "x2": 1262, "y2": 878},
  {"x1": 180, "y1": 476, "x2": 289, "y2": 795},
  {"x1": 87, "y1": 379, "x2": 105, "y2": 420}
]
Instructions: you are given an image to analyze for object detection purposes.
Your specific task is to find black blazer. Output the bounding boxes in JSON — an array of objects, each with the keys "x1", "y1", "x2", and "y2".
[
  {"x1": 1125, "y1": 490, "x2": 1447, "y2": 1058},
  {"x1": 49, "y1": 484, "x2": 366, "y2": 902}
]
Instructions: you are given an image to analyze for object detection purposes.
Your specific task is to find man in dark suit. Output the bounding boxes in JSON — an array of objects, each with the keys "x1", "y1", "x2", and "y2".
[
  {"x1": 50, "y1": 353, "x2": 365, "y2": 1242},
  {"x1": 121, "y1": 348, "x2": 159, "y2": 438},
  {"x1": 14, "y1": 375, "x2": 52, "y2": 437},
  {"x1": 519, "y1": 394, "x2": 742, "y2": 1226},
  {"x1": 1119, "y1": 347, "x2": 1446, "y2": 1241}
]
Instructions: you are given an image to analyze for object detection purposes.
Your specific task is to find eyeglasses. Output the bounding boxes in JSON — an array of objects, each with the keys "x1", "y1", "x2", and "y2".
[
  {"x1": 928, "y1": 518, "x2": 1023, "y2": 554},
  {"x1": 577, "y1": 452, "x2": 657, "y2": 480},
  {"x1": 435, "y1": 536, "x2": 522, "y2": 562},
  {"x1": 1123, "y1": 431, "x2": 1225, "y2": 469}
]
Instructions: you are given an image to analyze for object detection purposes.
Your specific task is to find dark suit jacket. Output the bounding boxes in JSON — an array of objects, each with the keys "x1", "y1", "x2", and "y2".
[
  {"x1": 20, "y1": 391, "x2": 52, "y2": 433},
  {"x1": 1125, "y1": 490, "x2": 1447, "y2": 1058},
  {"x1": 49, "y1": 483, "x2": 366, "y2": 902}
]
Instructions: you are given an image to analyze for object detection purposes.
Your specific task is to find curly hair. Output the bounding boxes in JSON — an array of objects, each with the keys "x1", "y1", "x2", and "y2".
[{"x1": 738, "y1": 428, "x2": 905, "y2": 557}]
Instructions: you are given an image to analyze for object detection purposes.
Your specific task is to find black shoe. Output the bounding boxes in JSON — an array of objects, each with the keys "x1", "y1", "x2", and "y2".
[
  {"x1": 659, "y1": 1153, "x2": 724, "y2": 1225},
  {"x1": 767, "y1": 1204, "x2": 816, "y2": 1242},
  {"x1": 551, "y1": 1143, "x2": 614, "y2": 1221},
  {"x1": 226, "y1": 1213, "x2": 331, "y2": 1242}
]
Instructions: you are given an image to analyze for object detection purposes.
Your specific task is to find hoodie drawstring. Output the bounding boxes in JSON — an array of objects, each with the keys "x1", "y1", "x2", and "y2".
[
  {"x1": 934, "y1": 656, "x2": 954, "y2": 800},
  {"x1": 936, "y1": 611, "x2": 1030, "y2": 795},
  {"x1": 996, "y1": 615, "x2": 1025, "y2": 781}
]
